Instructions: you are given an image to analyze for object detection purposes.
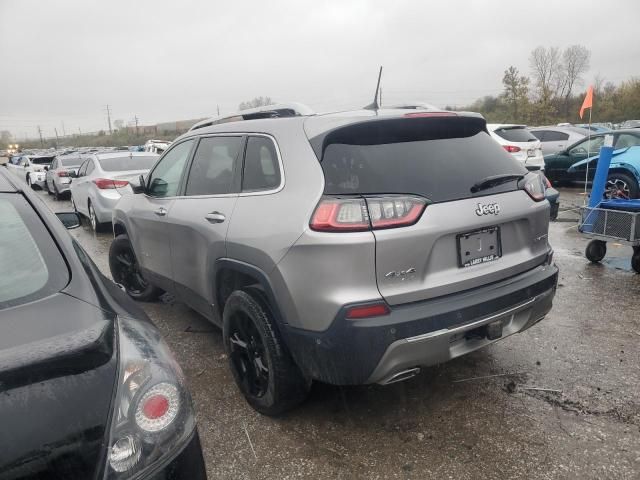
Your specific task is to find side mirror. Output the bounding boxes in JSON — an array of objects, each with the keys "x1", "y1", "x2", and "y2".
[
  {"x1": 132, "y1": 174, "x2": 146, "y2": 194},
  {"x1": 44, "y1": 165, "x2": 49, "y2": 171},
  {"x1": 56, "y1": 212, "x2": 82, "y2": 229},
  {"x1": 68, "y1": 170, "x2": 78, "y2": 178}
]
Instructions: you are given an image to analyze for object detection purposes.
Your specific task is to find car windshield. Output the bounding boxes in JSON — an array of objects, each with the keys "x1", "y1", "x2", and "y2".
[
  {"x1": 98, "y1": 155, "x2": 157, "y2": 172},
  {"x1": 0, "y1": 195, "x2": 67, "y2": 308}
]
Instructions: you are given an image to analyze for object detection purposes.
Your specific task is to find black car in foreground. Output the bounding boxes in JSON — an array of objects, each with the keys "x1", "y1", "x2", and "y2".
[{"x1": 0, "y1": 169, "x2": 206, "y2": 480}]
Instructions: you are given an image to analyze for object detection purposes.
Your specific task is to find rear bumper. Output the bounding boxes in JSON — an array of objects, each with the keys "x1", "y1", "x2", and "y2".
[
  {"x1": 92, "y1": 191, "x2": 122, "y2": 223},
  {"x1": 283, "y1": 262, "x2": 558, "y2": 385},
  {"x1": 142, "y1": 430, "x2": 207, "y2": 480}
]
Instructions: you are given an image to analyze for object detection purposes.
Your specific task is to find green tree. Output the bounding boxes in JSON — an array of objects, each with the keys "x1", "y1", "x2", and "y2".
[{"x1": 502, "y1": 66, "x2": 529, "y2": 121}]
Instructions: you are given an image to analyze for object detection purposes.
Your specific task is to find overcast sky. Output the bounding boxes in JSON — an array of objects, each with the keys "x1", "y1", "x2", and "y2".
[{"x1": 1, "y1": 0, "x2": 638, "y2": 140}]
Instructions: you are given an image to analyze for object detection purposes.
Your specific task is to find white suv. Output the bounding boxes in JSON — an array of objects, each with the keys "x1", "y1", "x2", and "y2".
[{"x1": 487, "y1": 124, "x2": 544, "y2": 170}]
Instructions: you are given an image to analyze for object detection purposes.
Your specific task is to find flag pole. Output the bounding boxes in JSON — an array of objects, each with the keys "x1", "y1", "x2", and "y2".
[{"x1": 583, "y1": 100, "x2": 593, "y2": 205}]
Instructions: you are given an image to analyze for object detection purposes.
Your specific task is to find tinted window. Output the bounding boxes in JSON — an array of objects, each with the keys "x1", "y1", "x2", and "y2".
[
  {"x1": 242, "y1": 136, "x2": 281, "y2": 191},
  {"x1": 85, "y1": 160, "x2": 95, "y2": 175},
  {"x1": 542, "y1": 131, "x2": 569, "y2": 142},
  {"x1": 494, "y1": 127, "x2": 538, "y2": 142},
  {"x1": 31, "y1": 156, "x2": 54, "y2": 165},
  {"x1": 615, "y1": 134, "x2": 640, "y2": 149},
  {"x1": 98, "y1": 155, "x2": 157, "y2": 172},
  {"x1": 185, "y1": 136, "x2": 242, "y2": 196},
  {"x1": 530, "y1": 130, "x2": 545, "y2": 141},
  {"x1": 0, "y1": 195, "x2": 67, "y2": 308},
  {"x1": 148, "y1": 139, "x2": 194, "y2": 197},
  {"x1": 58, "y1": 157, "x2": 82, "y2": 168},
  {"x1": 570, "y1": 136, "x2": 605, "y2": 156},
  {"x1": 78, "y1": 160, "x2": 88, "y2": 176},
  {"x1": 320, "y1": 117, "x2": 526, "y2": 203}
]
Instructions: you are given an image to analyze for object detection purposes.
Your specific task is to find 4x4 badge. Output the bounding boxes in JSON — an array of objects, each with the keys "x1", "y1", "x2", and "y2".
[{"x1": 475, "y1": 203, "x2": 500, "y2": 216}]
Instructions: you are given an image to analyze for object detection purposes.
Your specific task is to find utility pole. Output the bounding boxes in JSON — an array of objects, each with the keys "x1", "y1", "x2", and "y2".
[
  {"x1": 54, "y1": 128, "x2": 59, "y2": 147},
  {"x1": 217, "y1": 105, "x2": 220, "y2": 116},
  {"x1": 61, "y1": 121, "x2": 66, "y2": 137},
  {"x1": 37, "y1": 126, "x2": 44, "y2": 147},
  {"x1": 105, "y1": 104, "x2": 113, "y2": 135},
  {"x1": 78, "y1": 127, "x2": 82, "y2": 136},
  {"x1": 134, "y1": 115, "x2": 139, "y2": 137}
]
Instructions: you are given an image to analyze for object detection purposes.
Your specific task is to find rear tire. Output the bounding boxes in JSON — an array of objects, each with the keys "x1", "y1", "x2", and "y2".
[
  {"x1": 632, "y1": 253, "x2": 640, "y2": 274},
  {"x1": 88, "y1": 202, "x2": 106, "y2": 233},
  {"x1": 53, "y1": 185, "x2": 61, "y2": 201},
  {"x1": 585, "y1": 240, "x2": 606, "y2": 263},
  {"x1": 109, "y1": 234, "x2": 163, "y2": 301},
  {"x1": 223, "y1": 290, "x2": 310, "y2": 416}
]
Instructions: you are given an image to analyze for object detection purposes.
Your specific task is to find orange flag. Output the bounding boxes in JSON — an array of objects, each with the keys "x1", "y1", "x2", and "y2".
[{"x1": 579, "y1": 85, "x2": 594, "y2": 119}]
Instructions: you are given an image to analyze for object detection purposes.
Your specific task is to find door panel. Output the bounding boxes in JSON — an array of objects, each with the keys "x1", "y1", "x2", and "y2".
[{"x1": 168, "y1": 135, "x2": 243, "y2": 320}]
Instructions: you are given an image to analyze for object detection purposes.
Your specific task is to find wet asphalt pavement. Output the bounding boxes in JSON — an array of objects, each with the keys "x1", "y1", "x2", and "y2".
[{"x1": 27, "y1": 181, "x2": 640, "y2": 479}]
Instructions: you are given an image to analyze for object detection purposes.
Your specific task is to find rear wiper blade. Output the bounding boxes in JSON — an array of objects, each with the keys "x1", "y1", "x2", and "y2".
[{"x1": 470, "y1": 174, "x2": 525, "y2": 193}]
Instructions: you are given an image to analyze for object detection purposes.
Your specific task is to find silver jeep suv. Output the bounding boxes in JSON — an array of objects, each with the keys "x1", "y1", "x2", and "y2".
[{"x1": 110, "y1": 105, "x2": 558, "y2": 415}]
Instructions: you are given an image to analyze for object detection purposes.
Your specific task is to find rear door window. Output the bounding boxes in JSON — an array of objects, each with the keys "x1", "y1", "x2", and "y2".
[
  {"x1": 242, "y1": 136, "x2": 281, "y2": 192},
  {"x1": 318, "y1": 117, "x2": 527, "y2": 203},
  {"x1": 0, "y1": 194, "x2": 68, "y2": 308},
  {"x1": 494, "y1": 127, "x2": 538, "y2": 142},
  {"x1": 185, "y1": 136, "x2": 242, "y2": 196}
]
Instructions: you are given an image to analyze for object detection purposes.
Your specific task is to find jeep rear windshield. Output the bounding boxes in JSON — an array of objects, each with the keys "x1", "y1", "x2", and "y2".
[{"x1": 316, "y1": 116, "x2": 527, "y2": 203}]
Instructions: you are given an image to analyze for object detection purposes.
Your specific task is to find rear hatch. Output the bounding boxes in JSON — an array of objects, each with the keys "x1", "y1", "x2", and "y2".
[
  {"x1": 493, "y1": 126, "x2": 543, "y2": 167},
  {"x1": 312, "y1": 114, "x2": 551, "y2": 306}
]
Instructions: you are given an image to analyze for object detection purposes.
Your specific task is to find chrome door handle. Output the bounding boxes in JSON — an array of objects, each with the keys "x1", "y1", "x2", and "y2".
[
  {"x1": 154, "y1": 207, "x2": 167, "y2": 216},
  {"x1": 205, "y1": 212, "x2": 226, "y2": 223}
]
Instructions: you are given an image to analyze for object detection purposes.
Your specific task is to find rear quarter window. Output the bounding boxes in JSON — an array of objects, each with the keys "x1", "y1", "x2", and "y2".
[{"x1": 0, "y1": 194, "x2": 68, "y2": 308}]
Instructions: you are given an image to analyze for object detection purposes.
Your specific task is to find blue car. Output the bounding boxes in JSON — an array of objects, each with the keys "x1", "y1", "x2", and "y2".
[{"x1": 545, "y1": 129, "x2": 640, "y2": 198}]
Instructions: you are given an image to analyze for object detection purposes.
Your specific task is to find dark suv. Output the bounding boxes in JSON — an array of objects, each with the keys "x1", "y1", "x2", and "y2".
[{"x1": 110, "y1": 105, "x2": 558, "y2": 415}]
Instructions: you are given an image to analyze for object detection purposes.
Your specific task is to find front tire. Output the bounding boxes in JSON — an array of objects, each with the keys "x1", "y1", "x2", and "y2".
[
  {"x1": 223, "y1": 290, "x2": 310, "y2": 416},
  {"x1": 605, "y1": 172, "x2": 639, "y2": 199},
  {"x1": 109, "y1": 234, "x2": 163, "y2": 301}
]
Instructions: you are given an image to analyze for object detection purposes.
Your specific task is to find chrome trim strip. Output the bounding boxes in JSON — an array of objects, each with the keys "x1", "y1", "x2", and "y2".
[{"x1": 405, "y1": 297, "x2": 537, "y2": 343}]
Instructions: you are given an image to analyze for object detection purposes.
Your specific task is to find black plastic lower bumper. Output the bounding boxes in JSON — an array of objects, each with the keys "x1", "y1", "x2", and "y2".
[
  {"x1": 144, "y1": 431, "x2": 207, "y2": 480},
  {"x1": 283, "y1": 263, "x2": 558, "y2": 386}
]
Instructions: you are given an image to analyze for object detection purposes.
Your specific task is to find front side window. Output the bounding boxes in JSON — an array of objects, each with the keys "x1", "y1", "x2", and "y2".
[
  {"x1": 185, "y1": 136, "x2": 242, "y2": 196},
  {"x1": 570, "y1": 136, "x2": 605, "y2": 156},
  {"x1": 147, "y1": 139, "x2": 194, "y2": 197},
  {"x1": 242, "y1": 136, "x2": 281, "y2": 192}
]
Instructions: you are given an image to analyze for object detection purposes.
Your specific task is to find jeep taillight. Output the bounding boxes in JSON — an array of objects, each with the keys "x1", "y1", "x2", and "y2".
[
  {"x1": 310, "y1": 195, "x2": 427, "y2": 232},
  {"x1": 522, "y1": 173, "x2": 546, "y2": 201}
]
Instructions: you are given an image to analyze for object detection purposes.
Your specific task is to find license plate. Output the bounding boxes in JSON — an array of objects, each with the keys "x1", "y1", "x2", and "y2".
[{"x1": 457, "y1": 227, "x2": 501, "y2": 268}]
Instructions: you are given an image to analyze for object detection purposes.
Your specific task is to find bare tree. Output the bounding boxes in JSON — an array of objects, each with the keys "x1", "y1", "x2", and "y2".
[
  {"x1": 529, "y1": 46, "x2": 561, "y2": 122},
  {"x1": 558, "y1": 45, "x2": 591, "y2": 115},
  {"x1": 238, "y1": 96, "x2": 274, "y2": 111}
]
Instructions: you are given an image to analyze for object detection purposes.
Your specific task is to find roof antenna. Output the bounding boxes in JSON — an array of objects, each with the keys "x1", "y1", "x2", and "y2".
[{"x1": 364, "y1": 66, "x2": 383, "y2": 111}]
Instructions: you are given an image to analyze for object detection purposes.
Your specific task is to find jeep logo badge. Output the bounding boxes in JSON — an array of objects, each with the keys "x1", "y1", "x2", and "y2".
[{"x1": 475, "y1": 203, "x2": 500, "y2": 216}]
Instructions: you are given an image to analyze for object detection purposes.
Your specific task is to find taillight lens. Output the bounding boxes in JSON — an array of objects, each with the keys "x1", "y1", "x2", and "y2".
[
  {"x1": 345, "y1": 303, "x2": 390, "y2": 319},
  {"x1": 57, "y1": 170, "x2": 69, "y2": 177},
  {"x1": 503, "y1": 145, "x2": 521, "y2": 153},
  {"x1": 543, "y1": 175, "x2": 552, "y2": 189},
  {"x1": 522, "y1": 173, "x2": 546, "y2": 201},
  {"x1": 94, "y1": 178, "x2": 129, "y2": 189},
  {"x1": 310, "y1": 195, "x2": 427, "y2": 232},
  {"x1": 105, "y1": 316, "x2": 196, "y2": 479}
]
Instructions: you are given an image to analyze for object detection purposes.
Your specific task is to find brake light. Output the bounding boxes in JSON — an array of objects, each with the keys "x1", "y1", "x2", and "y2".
[
  {"x1": 93, "y1": 178, "x2": 129, "y2": 189},
  {"x1": 310, "y1": 196, "x2": 427, "y2": 232},
  {"x1": 523, "y1": 173, "x2": 546, "y2": 201},
  {"x1": 403, "y1": 112, "x2": 457, "y2": 118},
  {"x1": 57, "y1": 170, "x2": 69, "y2": 177},
  {"x1": 346, "y1": 303, "x2": 390, "y2": 319},
  {"x1": 503, "y1": 145, "x2": 521, "y2": 153},
  {"x1": 543, "y1": 176, "x2": 552, "y2": 189}
]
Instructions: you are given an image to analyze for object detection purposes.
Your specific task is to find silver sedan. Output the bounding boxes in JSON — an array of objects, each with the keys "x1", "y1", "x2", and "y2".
[{"x1": 70, "y1": 152, "x2": 158, "y2": 231}]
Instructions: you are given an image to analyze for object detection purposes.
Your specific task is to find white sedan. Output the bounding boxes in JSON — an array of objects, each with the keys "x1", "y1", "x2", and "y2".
[{"x1": 487, "y1": 124, "x2": 544, "y2": 170}]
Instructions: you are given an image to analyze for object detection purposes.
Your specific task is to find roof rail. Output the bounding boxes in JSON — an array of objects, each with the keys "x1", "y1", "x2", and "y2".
[{"x1": 189, "y1": 102, "x2": 314, "y2": 131}]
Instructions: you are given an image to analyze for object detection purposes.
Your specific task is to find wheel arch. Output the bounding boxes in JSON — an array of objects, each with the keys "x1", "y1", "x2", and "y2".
[
  {"x1": 609, "y1": 163, "x2": 640, "y2": 185},
  {"x1": 113, "y1": 221, "x2": 128, "y2": 238},
  {"x1": 214, "y1": 259, "x2": 288, "y2": 328}
]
